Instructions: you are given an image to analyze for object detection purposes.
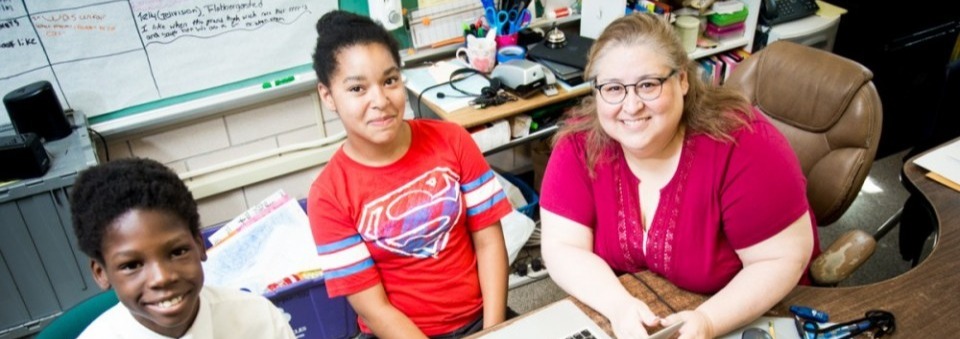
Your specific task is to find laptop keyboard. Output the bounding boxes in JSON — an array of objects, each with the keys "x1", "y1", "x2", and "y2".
[{"x1": 564, "y1": 328, "x2": 601, "y2": 339}]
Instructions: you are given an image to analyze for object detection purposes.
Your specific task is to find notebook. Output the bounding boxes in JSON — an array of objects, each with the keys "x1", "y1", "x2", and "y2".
[
  {"x1": 527, "y1": 34, "x2": 595, "y2": 70},
  {"x1": 534, "y1": 58, "x2": 585, "y2": 86},
  {"x1": 478, "y1": 299, "x2": 683, "y2": 339}
]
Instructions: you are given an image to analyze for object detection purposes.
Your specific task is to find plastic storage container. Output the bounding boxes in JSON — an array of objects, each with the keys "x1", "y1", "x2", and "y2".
[
  {"x1": 708, "y1": 6, "x2": 749, "y2": 26},
  {"x1": 500, "y1": 173, "x2": 539, "y2": 219},
  {"x1": 201, "y1": 200, "x2": 359, "y2": 339},
  {"x1": 705, "y1": 22, "x2": 746, "y2": 41}
]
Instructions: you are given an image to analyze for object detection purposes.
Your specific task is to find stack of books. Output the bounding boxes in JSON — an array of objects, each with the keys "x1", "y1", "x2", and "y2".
[{"x1": 697, "y1": 48, "x2": 751, "y2": 86}]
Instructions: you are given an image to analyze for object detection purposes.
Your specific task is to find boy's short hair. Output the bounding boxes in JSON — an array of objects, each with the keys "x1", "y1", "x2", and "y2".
[{"x1": 71, "y1": 158, "x2": 200, "y2": 263}]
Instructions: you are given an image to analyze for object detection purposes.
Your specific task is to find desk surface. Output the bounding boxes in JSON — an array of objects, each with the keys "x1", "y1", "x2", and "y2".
[
  {"x1": 478, "y1": 140, "x2": 960, "y2": 338},
  {"x1": 422, "y1": 84, "x2": 590, "y2": 128}
]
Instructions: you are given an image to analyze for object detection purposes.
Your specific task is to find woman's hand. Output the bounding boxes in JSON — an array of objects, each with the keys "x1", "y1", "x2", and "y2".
[
  {"x1": 661, "y1": 310, "x2": 714, "y2": 339},
  {"x1": 608, "y1": 298, "x2": 660, "y2": 339}
]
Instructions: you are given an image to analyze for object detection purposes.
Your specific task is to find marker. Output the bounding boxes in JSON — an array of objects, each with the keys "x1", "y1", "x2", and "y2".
[
  {"x1": 790, "y1": 305, "x2": 829, "y2": 323},
  {"x1": 262, "y1": 75, "x2": 295, "y2": 89}
]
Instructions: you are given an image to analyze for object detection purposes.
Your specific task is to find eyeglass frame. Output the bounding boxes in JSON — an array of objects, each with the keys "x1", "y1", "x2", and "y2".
[{"x1": 592, "y1": 69, "x2": 679, "y2": 104}]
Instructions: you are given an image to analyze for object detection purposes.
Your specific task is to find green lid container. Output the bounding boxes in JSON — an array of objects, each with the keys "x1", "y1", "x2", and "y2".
[{"x1": 708, "y1": 6, "x2": 749, "y2": 27}]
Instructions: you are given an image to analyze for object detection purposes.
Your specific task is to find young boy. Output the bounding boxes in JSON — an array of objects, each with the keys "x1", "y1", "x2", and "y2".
[
  {"x1": 70, "y1": 158, "x2": 295, "y2": 338},
  {"x1": 308, "y1": 10, "x2": 513, "y2": 338}
]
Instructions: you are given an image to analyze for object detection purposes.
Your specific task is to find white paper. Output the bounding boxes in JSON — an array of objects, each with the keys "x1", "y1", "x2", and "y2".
[
  {"x1": 202, "y1": 190, "x2": 322, "y2": 294},
  {"x1": 0, "y1": 0, "x2": 336, "y2": 125},
  {"x1": 913, "y1": 138, "x2": 960, "y2": 185}
]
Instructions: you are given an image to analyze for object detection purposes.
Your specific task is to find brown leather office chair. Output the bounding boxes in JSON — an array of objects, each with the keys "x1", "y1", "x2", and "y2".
[{"x1": 725, "y1": 41, "x2": 883, "y2": 285}]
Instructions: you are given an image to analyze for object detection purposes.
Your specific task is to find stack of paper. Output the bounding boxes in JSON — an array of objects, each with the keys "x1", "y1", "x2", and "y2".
[
  {"x1": 203, "y1": 190, "x2": 323, "y2": 294},
  {"x1": 913, "y1": 139, "x2": 960, "y2": 191}
]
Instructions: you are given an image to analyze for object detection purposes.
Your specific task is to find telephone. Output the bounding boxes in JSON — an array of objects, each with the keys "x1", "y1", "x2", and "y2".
[{"x1": 760, "y1": 0, "x2": 819, "y2": 26}]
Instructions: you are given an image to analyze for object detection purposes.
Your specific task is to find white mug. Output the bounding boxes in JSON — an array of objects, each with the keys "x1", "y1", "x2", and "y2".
[{"x1": 456, "y1": 45, "x2": 496, "y2": 73}]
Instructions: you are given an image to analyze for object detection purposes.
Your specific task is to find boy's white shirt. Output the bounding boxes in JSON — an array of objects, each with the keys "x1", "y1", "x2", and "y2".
[{"x1": 78, "y1": 285, "x2": 296, "y2": 339}]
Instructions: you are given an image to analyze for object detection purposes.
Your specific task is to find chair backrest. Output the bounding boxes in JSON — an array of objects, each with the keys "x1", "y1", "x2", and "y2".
[
  {"x1": 725, "y1": 41, "x2": 883, "y2": 226},
  {"x1": 36, "y1": 289, "x2": 118, "y2": 339}
]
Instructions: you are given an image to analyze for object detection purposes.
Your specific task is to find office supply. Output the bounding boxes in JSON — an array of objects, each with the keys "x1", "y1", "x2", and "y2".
[
  {"x1": 527, "y1": 34, "x2": 594, "y2": 69},
  {"x1": 491, "y1": 59, "x2": 546, "y2": 97},
  {"x1": 0, "y1": 133, "x2": 50, "y2": 181},
  {"x1": 409, "y1": 0, "x2": 485, "y2": 48},
  {"x1": 0, "y1": 0, "x2": 336, "y2": 126},
  {"x1": 534, "y1": 58, "x2": 584, "y2": 85},
  {"x1": 496, "y1": 45, "x2": 526, "y2": 63},
  {"x1": 912, "y1": 138, "x2": 960, "y2": 190},
  {"x1": 789, "y1": 305, "x2": 829, "y2": 322}
]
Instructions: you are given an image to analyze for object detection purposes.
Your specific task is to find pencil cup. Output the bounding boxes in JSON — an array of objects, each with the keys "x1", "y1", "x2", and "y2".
[
  {"x1": 495, "y1": 33, "x2": 519, "y2": 49},
  {"x1": 456, "y1": 46, "x2": 496, "y2": 73}
]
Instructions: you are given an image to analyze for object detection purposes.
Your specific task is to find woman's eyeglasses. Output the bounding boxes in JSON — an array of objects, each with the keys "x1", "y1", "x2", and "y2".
[{"x1": 593, "y1": 69, "x2": 678, "y2": 104}]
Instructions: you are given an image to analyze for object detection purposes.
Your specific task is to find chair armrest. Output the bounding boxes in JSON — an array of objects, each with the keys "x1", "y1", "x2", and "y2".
[{"x1": 810, "y1": 230, "x2": 877, "y2": 285}]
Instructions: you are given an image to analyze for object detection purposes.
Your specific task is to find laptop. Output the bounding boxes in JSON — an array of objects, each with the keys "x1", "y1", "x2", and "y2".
[
  {"x1": 527, "y1": 34, "x2": 595, "y2": 70},
  {"x1": 478, "y1": 299, "x2": 683, "y2": 339}
]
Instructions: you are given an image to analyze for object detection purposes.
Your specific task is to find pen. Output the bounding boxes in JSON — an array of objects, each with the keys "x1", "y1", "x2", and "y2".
[
  {"x1": 768, "y1": 321, "x2": 777, "y2": 339},
  {"x1": 790, "y1": 305, "x2": 829, "y2": 323},
  {"x1": 262, "y1": 75, "x2": 295, "y2": 89}
]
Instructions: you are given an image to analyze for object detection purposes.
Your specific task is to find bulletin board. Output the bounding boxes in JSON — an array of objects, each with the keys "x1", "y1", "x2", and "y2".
[{"x1": 0, "y1": 0, "x2": 337, "y2": 127}]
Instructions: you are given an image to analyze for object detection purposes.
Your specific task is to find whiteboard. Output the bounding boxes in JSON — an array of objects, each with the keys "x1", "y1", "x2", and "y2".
[{"x1": 0, "y1": 0, "x2": 336, "y2": 127}]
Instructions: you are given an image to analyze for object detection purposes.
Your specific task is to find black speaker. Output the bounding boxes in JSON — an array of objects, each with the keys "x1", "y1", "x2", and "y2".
[
  {"x1": 3, "y1": 81, "x2": 72, "y2": 141},
  {"x1": 0, "y1": 133, "x2": 50, "y2": 181}
]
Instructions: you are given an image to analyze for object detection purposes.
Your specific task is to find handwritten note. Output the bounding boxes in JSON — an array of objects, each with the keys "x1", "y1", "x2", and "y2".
[{"x1": 0, "y1": 0, "x2": 336, "y2": 126}]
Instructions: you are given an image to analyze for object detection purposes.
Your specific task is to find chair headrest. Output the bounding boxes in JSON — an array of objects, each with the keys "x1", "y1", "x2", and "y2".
[{"x1": 752, "y1": 42, "x2": 874, "y2": 132}]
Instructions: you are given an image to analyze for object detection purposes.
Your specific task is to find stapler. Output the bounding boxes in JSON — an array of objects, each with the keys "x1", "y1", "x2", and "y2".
[{"x1": 491, "y1": 59, "x2": 546, "y2": 98}]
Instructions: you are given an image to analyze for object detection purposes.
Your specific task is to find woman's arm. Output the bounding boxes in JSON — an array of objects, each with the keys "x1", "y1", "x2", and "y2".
[
  {"x1": 662, "y1": 212, "x2": 814, "y2": 339},
  {"x1": 346, "y1": 284, "x2": 428, "y2": 339},
  {"x1": 541, "y1": 209, "x2": 661, "y2": 338},
  {"x1": 471, "y1": 222, "x2": 509, "y2": 328}
]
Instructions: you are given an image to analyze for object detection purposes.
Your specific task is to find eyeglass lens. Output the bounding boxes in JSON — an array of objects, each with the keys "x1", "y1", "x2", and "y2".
[{"x1": 597, "y1": 79, "x2": 666, "y2": 104}]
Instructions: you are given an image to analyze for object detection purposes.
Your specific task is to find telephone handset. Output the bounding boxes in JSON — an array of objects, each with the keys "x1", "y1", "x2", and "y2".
[{"x1": 760, "y1": 0, "x2": 819, "y2": 26}]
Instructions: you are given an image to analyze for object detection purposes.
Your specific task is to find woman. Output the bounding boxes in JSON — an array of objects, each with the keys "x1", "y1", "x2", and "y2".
[
  {"x1": 540, "y1": 13, "x2": 819, "y2": 339},
  {"x1": 307, "y1": 11, "x2": 512, "y2": 338}
]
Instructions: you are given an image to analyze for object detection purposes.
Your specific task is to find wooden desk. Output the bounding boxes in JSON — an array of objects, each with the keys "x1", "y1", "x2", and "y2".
[
  {"x1": 478, "y1": 141, "x2": 960, "y2": 338},
  {"x1": 421, "y1": 84, "x2": 590, "y2": 128}
]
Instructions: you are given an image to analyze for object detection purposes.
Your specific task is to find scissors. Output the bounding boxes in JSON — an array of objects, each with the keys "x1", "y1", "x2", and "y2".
[{"x1": 486, "y1": 7, "x2": 530, "y2": 35}]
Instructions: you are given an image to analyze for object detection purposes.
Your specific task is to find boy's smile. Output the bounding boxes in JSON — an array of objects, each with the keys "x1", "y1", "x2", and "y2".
[{"x1": 91, "y1": 209, "x2": 207, "y2": 338}]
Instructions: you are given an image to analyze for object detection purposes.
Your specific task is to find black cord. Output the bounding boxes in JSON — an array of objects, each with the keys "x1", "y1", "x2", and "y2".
[
  {"x1": 88, "y1": 128, "x2": 110, "y2": 161},
  {"x1": 414, "y1": 68, "x2": 488, "y2": 119}
]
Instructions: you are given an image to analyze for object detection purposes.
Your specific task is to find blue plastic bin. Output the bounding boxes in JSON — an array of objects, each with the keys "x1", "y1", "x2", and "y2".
[
  {"x1": 501, "y1": 173, "x2": 539, "y2": 219},
  {"x1": 201, "y1": 199, "x2": 359, "y2": 339}
]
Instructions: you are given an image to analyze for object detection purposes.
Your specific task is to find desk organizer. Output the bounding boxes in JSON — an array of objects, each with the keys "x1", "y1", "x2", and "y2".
[{"x1": 201, "y1": 200, "x2": 359, "y2": 339}]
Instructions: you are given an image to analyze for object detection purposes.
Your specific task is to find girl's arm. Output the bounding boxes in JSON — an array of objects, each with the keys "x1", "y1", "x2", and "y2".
[
  {"x1": 346, "y1": 283, "x2": 428, "y2": 339},
  {"x1": 472, "y1": 222, "x2": 509, "y2": 328}
]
